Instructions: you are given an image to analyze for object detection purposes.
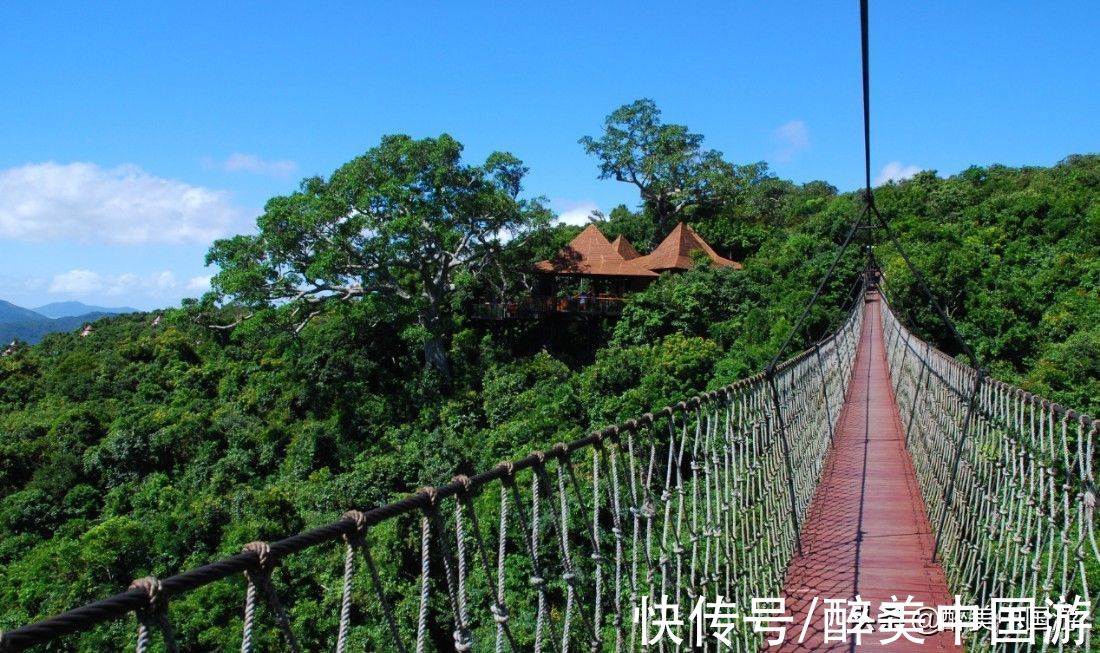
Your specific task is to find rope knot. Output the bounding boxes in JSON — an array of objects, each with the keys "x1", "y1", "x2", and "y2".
[
  {"x1": 129, "y1": 576, "x2": 163, "y2": 612},
  {"x1": 452, "y1": 474, "x2": 473, "y2": 495},
  {"x1": 531, "y1": 450, "x2": 547, "y2": 466},
  {"x1": 562, "y1": 571, "x2": 576, "y2": 584},
  {"x1": 550, "y1": 442, "x2": 570, "y2": 460},
  {"x1": 489, "y1": 603, "x2": 510, "y2": 624},
  {"x1": 242, "y1": 541, "x2": 274, "y2": 570},
  {"x1": 341, "y1": 510, "x2": 367, "y2": 544},
  {"x1": 453, "y1": 627, "x2": 473, "y2": 651},
  {"x1": 419, "y1": 486, "x2": 440, "y2": 507},
  {"x1": 496, "y1": 461, "x2": 516, "y2": 484},
  {"x1": 528, "y1": 575, "x2": 545, "y2": 588}
]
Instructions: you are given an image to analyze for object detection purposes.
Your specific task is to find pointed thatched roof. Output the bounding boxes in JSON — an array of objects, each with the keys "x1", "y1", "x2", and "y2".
[
  {"x1": 635, "y1": 222, "x2": 742, "y2": 272},
  {"x1": 534, "y1": 224, "x2": 658, "y2": 277}
]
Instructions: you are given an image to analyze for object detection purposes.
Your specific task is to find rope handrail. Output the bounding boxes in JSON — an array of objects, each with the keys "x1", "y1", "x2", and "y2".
[
  {"x1": 879, "y1": 291, "x2": 1099, "y2": 649},
  {"x1": 0, "y1": 289, "x2": 867, "y2": 652},
  {"x1": 879, "y1": 290, "x2": 1094, "y2": 429}
]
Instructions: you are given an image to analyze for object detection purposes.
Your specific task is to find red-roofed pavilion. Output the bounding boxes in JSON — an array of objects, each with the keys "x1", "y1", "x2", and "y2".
[
  {"x1": 472, "y1": 222, "x2": 740, "y2": 320},
  {"x1": 610, "y1": 234, "x2": 641, "y2": 260},
  {"x1": 533, "y1": 224, "x2": 656, "y2": 278},
  {"x1": 634, "y1": 222, "x2": 743, "y2": 272}
]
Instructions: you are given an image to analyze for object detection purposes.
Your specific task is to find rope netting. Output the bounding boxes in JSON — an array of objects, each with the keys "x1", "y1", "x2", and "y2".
[
  {"x1": 880, "y1": 293, "x2": 1100, "y2": 650},
  {"x1": 0, "y1": 297, "x2": 864, "y2": 652}
]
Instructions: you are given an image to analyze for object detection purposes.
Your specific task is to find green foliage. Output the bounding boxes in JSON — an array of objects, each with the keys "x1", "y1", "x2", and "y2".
[
  {"x1": 579, "y1": 99, "x2": 738, "y2": 245},
  {"x1": 0, "y1": 114, "x2": 1095, "y2": 649},
  {"x1": 205, "y1": 133, "x2": 552, "y2": 380},
  {"x1": 580, "y1": 333, "x2": 722, "y2": 425},
  {"x1": 874, "y1": 155, "x2": 1100, "y2": 414},
  {"x1": 481, "y1": 353, "x2": 583, "y2": 467},
  {"x1": 612, "y1": 264, "x2": 748, "y2": 347}
]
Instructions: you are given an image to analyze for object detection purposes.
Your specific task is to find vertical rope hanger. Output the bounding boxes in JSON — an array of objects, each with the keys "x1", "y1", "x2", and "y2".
[
  {"x1": 858, "y1": 0, "x2": 978, "y2": 369},
  {"x1": 856, "y1": 0, "x2": 989, "y2": 561},
  {"x1": 759, "y1": 0, "x2": 887, "y2": 560}
]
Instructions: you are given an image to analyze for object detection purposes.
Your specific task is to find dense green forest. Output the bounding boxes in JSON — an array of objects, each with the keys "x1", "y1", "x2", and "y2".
[{"x1": 0, "y1": 99, "x2": 1096, "y2": 649}]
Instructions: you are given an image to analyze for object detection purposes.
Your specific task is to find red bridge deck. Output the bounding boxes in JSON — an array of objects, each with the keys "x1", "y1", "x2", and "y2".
[{"x1": 776, "y1": 292, "x2": 960, "y2": 651}]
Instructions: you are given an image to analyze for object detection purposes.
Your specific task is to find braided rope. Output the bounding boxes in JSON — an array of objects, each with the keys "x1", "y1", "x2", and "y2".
[
  {"x1": 335, "y1": 510, "x2": 368, "y2": 653},
  {"x1": 453, "y1": 475, "x2": 519, "y2": 652},
  {"x1": 604, "y1": 443, "x2": 626, "y2": 652},
  {"x1": 424, "y1": 490, "x2": 473, "y2": 652},
  {"x1": 880, "y1": 294, "x2": 1098, "y2": 650},
  {"x1": 129, "y1": 577, "x2": 178, "y2": 653},
  {"x1": 416, "y1": 514, "x2": 430, "y2": 653},
  {"x1": 496, "y1": 481, "x2": 510, "y2": 653},
  {"x1": 240, "y1": 541, "x2": 301, "y2": 653}
]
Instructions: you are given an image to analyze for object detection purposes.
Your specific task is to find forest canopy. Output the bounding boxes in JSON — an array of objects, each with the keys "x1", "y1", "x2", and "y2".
[{"x1": 1, "y1": 100, "x2": 1097, "y2": 649}]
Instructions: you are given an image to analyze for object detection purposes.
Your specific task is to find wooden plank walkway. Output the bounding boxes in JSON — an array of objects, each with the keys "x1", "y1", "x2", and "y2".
[{"x1": 776, "y1": 291, "x2": 960, "y2": 651}]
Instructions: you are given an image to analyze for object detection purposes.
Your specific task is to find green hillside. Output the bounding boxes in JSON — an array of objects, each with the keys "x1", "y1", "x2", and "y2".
[
  {"x1": 0, "y1": 111, "x2": 1096, "y2": 647},
  {"x1": 0, "y1": 300, "x2": 46, "y2": 324}
]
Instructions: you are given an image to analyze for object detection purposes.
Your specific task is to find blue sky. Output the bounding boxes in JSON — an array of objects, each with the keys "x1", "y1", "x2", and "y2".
[{"x1": 1, "y1": 1, "x2": 1097, "y2": 310}]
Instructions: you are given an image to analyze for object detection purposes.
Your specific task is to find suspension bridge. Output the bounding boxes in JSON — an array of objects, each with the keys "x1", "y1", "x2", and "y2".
[{"x1": 0, "y1": 277, "x2": 1096, "y2": 652}]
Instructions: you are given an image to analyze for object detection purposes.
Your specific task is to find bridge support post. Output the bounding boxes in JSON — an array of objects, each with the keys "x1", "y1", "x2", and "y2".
[
  {"x1": 932, "y1": 366, "x2": 987, "y2": 563},
  {"x1": 766, "y1": 368, "x2": 804, "y2": 557},
  {"x1": 813, "y1": 343, "x2": 835, "y2": 446}
]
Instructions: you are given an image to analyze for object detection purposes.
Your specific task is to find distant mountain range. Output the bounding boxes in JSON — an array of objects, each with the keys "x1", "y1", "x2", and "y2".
[
  {"x1": 0, "y1": 300, "x2": 137, "y2": 345},
  {"x1": 32, "y1": 301, "x2": 137, "y2": 319}
]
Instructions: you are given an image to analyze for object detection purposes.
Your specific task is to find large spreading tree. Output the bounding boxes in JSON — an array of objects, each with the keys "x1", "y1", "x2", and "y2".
[
  {"x1": 579, "y1": 98, "x2": 735, "y2": 246},
  {"x1": 206, "y1": 133, "x2": 548, "y2": 381}
]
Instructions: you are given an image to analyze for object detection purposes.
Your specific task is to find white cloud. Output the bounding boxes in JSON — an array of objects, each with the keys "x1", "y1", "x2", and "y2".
[
  {"x1": 553, "y1": 200, "x2": 599, "y2": 226},
  {"x1": 186, "y1": 275, "x2": 212, "y2": 292},
  {"x1": 773, "y1": 120, "x2": 810, "y2": 163},
  {"x1": 49, "y1": 269, "x2": 103, "y2": 294},
  {"x1": 207, "y1": 152, "x2": 299, "y2": 178},
  {"x1": 48, "y1": 269, "x2": 209, "y2": 298},
  {"x1": 875, "y1": 161, "x2": 922, "y2": 185},
  {"x1": 0, "y1": 162, "x2": 242, "y2": 245},
  {"x1": 0, "y1": 275, "x2": 47, "y2": 295},
  {"x1": 106, "y1": 273, "x2": 140, "y2": 296}
]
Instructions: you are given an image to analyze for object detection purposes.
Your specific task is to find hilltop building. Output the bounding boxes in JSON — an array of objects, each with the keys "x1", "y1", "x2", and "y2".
[
  {"x1": 635, "y1": 222, "x2": 741, "y2": 273},
  {"x1": 534, "y1": 221, "x2": 740, "y2": 278},
  {"x1": 475, "y1": 221, "x2": 740, "y2": 319}
]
